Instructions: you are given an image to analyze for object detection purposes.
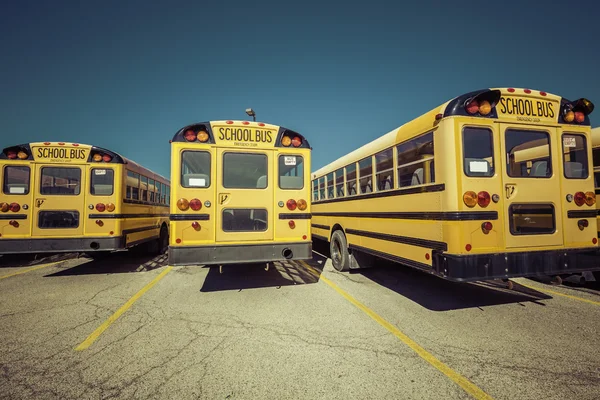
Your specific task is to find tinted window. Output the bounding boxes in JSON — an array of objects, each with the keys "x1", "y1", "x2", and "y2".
[
  {"x1": 358, "y1": 157, "x2": 372, "y2": 194},
  {"x1": 181, "y1": 151, "x2": 211, "y2": 188},
  {"x1": 223, "y1": 153, "x2": 267, "y2": 189},
  {"x1": 278, "y1": 155, "x2": 304, "y2": 190},
  {"x1": 326, "y1": 172, "x2": 334, "y2": 198},
  {"x1": 90, "y1": 169, "x2": 114, "y2": 196},
  {"x1": 375, "y1": 148, "x2": 394, "y2": 191},
  {"x1": 463, "y1": 127, "x2": 494, "y2": 177},
  {"x1": 562, "y1": 134, "x2": 589, "y2": 179},
  {"x1": 3, "y1": 166, "x2": 30, "y2": 195},
  {"x1": 346, "y1": 163, "x2": 357, "y2": 195},
  {"x1": 506, "y1": 129, "x2": 551, "y2": 178},
  {"x1": 222, "y1": 208, "x2": 267, "y2": 232},
  {"x1": 397, "y1": 132, "x2": 435, "y2": 186},
  {"x1": 127, "y1": 171, "x2": 139, "y2": 200},
  {"x1": 41, "y1": 167, "x2": 81, "y2": 195},
  {"x1": 312, "y1": 180, "x2": 319, "y2": 201},
  {"x1": 334, "y1": 168, "x2": 344, "y2": 197}
]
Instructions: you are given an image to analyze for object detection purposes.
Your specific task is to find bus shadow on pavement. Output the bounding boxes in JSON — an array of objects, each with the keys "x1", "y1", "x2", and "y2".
[
  {"x1": 0, "y1": 252, "x2": 79, "y2": 268},
  {"x1": 44, "y1": 251, "x2": 168, "y2": 276},
  {"x1": 313, "y1": 238, "x2": 552, "y2": 311},
  {"x1": 200, "y1": 260, "x2": 319, "y2": 292}
]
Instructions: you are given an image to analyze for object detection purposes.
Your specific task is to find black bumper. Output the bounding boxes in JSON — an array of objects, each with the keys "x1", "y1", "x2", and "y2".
[
  {"x1": 0, "y1": 237, "x2": 124, "y2": 254},
  {"x1": 169, "y1": 241, "x2": 312, "y2": 266},
  {"x1": 433, "y1": 247, "x2": 600, "y2": 282}
]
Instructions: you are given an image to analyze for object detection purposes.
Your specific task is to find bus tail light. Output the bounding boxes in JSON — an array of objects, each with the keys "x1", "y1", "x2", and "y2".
[
  {"x1": 585, "y1": 191, "x2": 596, "y2": 206},
  {"x1": 575, "y1": 111, "x2": 585, "y2": 123},
  {"x1": 189, "y1": 198, "x2": 202, "y2": 211},
  {"x1": 481, "y1": 221, "x2": 493, "y2": 234},
  {"x1": 463, "y1": 191, "x2": 477, "y2": 208},
  {"x1": 177, "y1": 198, "x2": 189, "y2": 211},
  {"x1": 184, "y1": 129, "x2": 196, "y2": 141},
  {"x1": 0, "y1": 203, "x2": 8, "y2": 212},
  {"x1": 477, "y1": 191, "x2": 491, "y2": 207},
  {"x1": 297, "y1": 199, "x2": 307, "y2": 211},
  {"x1": 281, "y1": 136, "x2": 292, "y2": 147},
  {"x1": 578, "y1": 219, "x2": 589, "y2": 230},
  {"x1": 292, "y1": 136, "x2": 302, "y2": 147},
  {"x1": 197, "y1": 131, "x2": 209, "y2": 142},
  {"x1": 465, "y1": 100, "x2": 479, "y2": 114},
  {"x1": 96, "y1": 203, "x2": 106, "y2": 212},
  {"x1": 288, "y1": 220, "x2": 296, "y2": 229},
  {"x1": 286, "y1": 199, "x2": 297, "y2": 210},
  {"x1": 102, "y1": 154, "x2": 112, "y2": 162},
  {"x1": 9, "y1": 203, "x2": 20, "y2": 212},
  {"x1": 106, "y1": 203, "x2": 115, "y2": 212},
  {"x1": 574, "y1": 192, "x2": 586, "y2": 206},
  {"x1": 7, "y1": 151, "x2": 17, "y2": 159}
]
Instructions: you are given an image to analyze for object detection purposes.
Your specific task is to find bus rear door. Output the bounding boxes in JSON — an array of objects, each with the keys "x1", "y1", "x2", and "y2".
[
  {"x1": 32, "y1": 164, "x2": 86, "y2": 237},
  {"x1": 215, "y1": 149, "x2": 274, "y2": 243}
]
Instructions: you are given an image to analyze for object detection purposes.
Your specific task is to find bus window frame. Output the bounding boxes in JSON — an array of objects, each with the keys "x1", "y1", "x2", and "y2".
[
  {"x1": 40, "y1": 166, "x2": 82, "y2": 196},
  {"x1": 90, "y1": 168, "x2": 115, "y2": 196},
  {"x1": 278, "y1": 154, "x2": 305, "y2": 190},
  {"x1": 222, "y1": 151, "x2": 268, "y2": 190},
  {"x1": 461, "y1": 126, "x2": 495, "y2": 178},
  {"x1": 505, "y1": 128, "x2": 552, "y2": 179},
  {"x1": 181, "y1": 150, "x2": 212, "y2": 189}
]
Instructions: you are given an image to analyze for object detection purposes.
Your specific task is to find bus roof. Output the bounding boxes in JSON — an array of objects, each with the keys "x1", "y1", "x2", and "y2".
[
  {"x1": 312, "y1": 87, "x2": 594, "y2": 178},
  {"x1": 1, "y1": 142, "x2": 169, "y2": 183}
]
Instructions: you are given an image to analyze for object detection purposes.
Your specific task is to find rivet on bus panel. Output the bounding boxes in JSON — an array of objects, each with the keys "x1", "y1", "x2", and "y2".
[{"x1": 22, "y1": 204, "x2": 29, "y2": 210}]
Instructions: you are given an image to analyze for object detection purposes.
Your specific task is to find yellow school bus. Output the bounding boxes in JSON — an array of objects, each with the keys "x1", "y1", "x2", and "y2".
[
  {"x1": 168, "y1": 120, "x2": 312, "y2": 266},
  {"x1": 590, "y1": 126, "x2": 600, "y2": 281},
  {"x1": 0, "y1": 142, "x2": 170, "y2": 257},
  {"x1": 311, "y1": 88, "x2": 599, "y2": 283}
]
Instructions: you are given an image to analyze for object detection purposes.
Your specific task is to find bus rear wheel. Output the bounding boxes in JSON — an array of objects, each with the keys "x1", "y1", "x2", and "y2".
[
  {"x1": 330, "y1": 230, "x2": 350, "y2": 272},
  {"x1": 156, "y1": 225, "x2": 169, "y2": 255}
]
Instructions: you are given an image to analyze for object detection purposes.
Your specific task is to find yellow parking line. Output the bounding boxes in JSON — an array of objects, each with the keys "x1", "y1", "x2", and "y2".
[
  {"x1": 74, "y1": 266, "x2": 173, "y2": 351},
  {"x1": 517, "y1": 282, "x2": 600, "y2": 306},
  {"x1": 0, "y1": 262, "x2": 60, "y2": 280},
  {"x1": 299, "y1": 261, "x2": 493, "y2": 400}
]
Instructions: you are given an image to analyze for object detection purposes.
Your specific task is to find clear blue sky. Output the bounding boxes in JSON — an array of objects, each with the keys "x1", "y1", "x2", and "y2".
[{"x1": 2, "y1": 0, "x2": 599, "y2": 178}]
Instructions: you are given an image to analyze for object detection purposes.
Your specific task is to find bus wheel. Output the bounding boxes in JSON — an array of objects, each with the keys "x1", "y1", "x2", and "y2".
[
  {"x1": 157, "y1": 226, "x2": 169, "y2": 255},
  {"x1": 330, "y1": 230, "x2": 350, "y2": 272}
]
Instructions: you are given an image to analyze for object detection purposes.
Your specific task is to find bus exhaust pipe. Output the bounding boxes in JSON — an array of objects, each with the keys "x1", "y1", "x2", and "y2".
[
  {"x1": 90, "y1": 242, "x2": 100, "y2": 250},
  {"x1": 282, "y1": 248, "x2": 293, "y2": 259}
]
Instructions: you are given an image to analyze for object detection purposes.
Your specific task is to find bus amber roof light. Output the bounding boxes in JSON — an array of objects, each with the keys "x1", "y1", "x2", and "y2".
[
  {"x1": 292, "y1": 136, "x2": 302, "y2": 147},
  {"x1": 584, "y1": 191, "x2": 595, "y2": 206},
  {"x1": 478, "y1": 101, "x2": 492, "y2": 115},
  {"x1": 189, "y1": 198, "x2": 202, "y2": 211},
  {"x1": 563, "y1": 110, "x2": 575, "y2": 123},
  {"x1": 574, "y1": 191, "x2": 585, "y2": 206},
  {"x1": 463, "y1": 191, "x2": 477, "y2": 208},
  {"x1": 92, "y1": 153, "x2": 102, "y2": 162},
  {"x1": 197, "y1": 131, "x2": 209, "y2": 142},
  {"x1": 17, "y1": 151, "x2": 28, "y2": 159},
  {"x1": 477, "y1": 191, "x2": 491, "y2": 207},
  {"x1": 177, "y1": 198, "x2": 189, "y2": 211},
  {"x1": 184, "y1": 129, "x2": 197, "y2": 142},
  {"x1": 281, "y1": 136, "x2": 292, "y2": 147}
]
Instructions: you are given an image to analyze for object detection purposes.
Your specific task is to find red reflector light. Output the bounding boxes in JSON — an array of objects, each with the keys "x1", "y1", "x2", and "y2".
[
  {"x1": 574, "y1": 111, "x2": 585, "y2": 123},
  {"x1": 96, "y1": 220, "x2": 104, "y2": 226},
  {"x1": 465, "y1": 244, "x2": 472, "y2": 251},
  {"x1": 226, "y1": 120, "x2": 233, "y2": 124},
  {"x1": 302, "y1": 235, "x2": 307, "y2": 240},
  {"x1": 58, "y1": 142, "x2": 65, "y2": 145},
  {"x1": 258, "y1": 123, "x2": 265, "y2": 127},
  {"x1": 524, "y1": 89, "x2": 531, "y2": 94},
  {"x1": 540, "y1": 91, "x2": 547, "y2": 96},
  {"x1": 96, "y1": 203, "x2": 106, "y2": 212},
  {"x1": 192, "y1": 222, "x2": 200, "y2": 230},
  {"x1": 9, "y1": 203, "x2": 20, "y2": 212},
  {"x1": 288, "y1": 220, "x2": 296, "y2": 229},
  {"x1": 574, "y1": 192, "x2": 586, "y2": 206},
  {"x1": 184, "y1": 129, "x2": 196, "y2": 141},
  {"x1": 507, "y1": 88, "x2": 515, "y2": 92},
  {"x1": 481, "y1": 221, "x2": 493, "y2": 234},
  {"x1": 44, "y1": 142, "x2": 50, "y2": 145},
  {"x1": 292, "y1": 136, "x2": 302, "y2": 147},
  {"x1": 189, "y1": 198, "x2": 202, "y2": 211},
  {"x1": 242, "y1": 121, "x2": 249, "y2": 125},
  {"x1": 102, "y1": 154, "x2": 112, "y2": 162},
  {"x1": 593, "y1": 238, "x2": 598, "y2": 245},
  {"x1": 477, "y1": 191, "x2": 491, "y2": 207},
  {"x1": 9, "y1": 220, "x2": 19, "y2": 228},
  {"x1": 286, "y1": 199, "x2": 297, "y2": 210},
  {"x1": 73, "y1": 143, "x2": 79, "y2": 146}
]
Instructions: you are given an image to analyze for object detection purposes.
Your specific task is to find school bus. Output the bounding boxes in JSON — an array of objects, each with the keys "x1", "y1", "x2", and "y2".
[
  {"x1": 311, "y1": 88, "x2": 599, "y2": 283},
  {"x1": 0, "y1": 142, "x2": 170, "y2": 257},
  {"x1": 168, "y1": 120, "x2": 312, "y2": 266},
  {"x1": 590, "y1": 126, "x2": 600, "y2": 281}
]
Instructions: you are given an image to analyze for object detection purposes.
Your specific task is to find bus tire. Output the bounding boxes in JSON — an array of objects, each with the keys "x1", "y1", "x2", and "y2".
[
  {"x1": 330, "y1": 230, "x2": 350, "y2": 272},
  {"x1": 157, "y1": 225, "x2": 169, "y2": 255}
]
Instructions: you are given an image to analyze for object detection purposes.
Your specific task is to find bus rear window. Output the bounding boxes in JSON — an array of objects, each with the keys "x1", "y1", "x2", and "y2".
[
  {"x1": 90, "y1": 169, "x2": 114, "y2": 195},
  {"x1": 181, "y1": 151, "x2": 211, "y2": 188},
  {"x1": 3, "y1": 166, "x2": 30, "y2": 195},
  {"x1": 223, "y1": 153, "x2": 267, "y2": 189},
  {"x1": 41, "y1": 167, "x2": 81, "y2": 195},
  {"x1": 462, "y1": 127, "x2": 494, "y2": 177},
  {"x1": 506, "y1": 129, "x2": 551, "y2": 178},
  {"x1": 562, "y1": 134, "x2": 589, "y2": 179},
  {"x1": 278, "y1": 155, "x2": 304, "y2": 190}
]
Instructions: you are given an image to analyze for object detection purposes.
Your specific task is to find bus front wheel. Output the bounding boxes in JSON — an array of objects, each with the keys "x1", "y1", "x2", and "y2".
[{"x1": 330, "y1": 230, "x2": 350, "y2": 272}]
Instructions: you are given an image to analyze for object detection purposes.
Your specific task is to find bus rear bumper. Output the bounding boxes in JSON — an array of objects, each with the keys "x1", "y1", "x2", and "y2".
[
  {"x1": 433, "y1": 247, "x2": 600, "y2": 282},
  {"x1": 168, "y1": 242, "x2": 313, "y2": 266},
  {"x1": 0, "y1": 237, "x2": 124, "y2": 254}
]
